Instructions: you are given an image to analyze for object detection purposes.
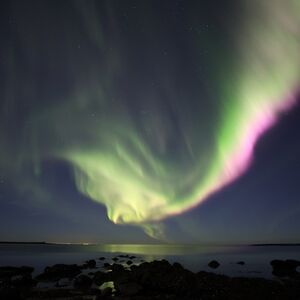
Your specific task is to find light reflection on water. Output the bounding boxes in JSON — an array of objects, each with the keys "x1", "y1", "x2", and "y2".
[
  {"x1": 0, "y1": 244, "x2": 299, "y2": 278},
  {"x1": 100, "y1": 244, "x2": 238, "y2": 255}
]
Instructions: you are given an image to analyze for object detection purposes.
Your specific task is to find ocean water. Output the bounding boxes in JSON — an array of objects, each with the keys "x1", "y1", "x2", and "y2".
[{"x1": 0, "y1": 244, "x2": 299, "y2": 279}]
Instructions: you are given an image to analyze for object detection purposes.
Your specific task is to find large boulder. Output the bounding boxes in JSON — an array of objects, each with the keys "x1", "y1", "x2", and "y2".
[
  {"x1": 93, "y1": 271, "x2": 110, "y2": 286},
  {"x1": 128, "y1": 260, "x2": 196, "y2": 295},
  {"x1": 81, "y1": 259, "x2": 97, "y2": 269},
  {"x1": 111, "y1": 263, "x2": 125, "y2": 273},
  {"x1": 103, "y1": 263, "x2": 111, "y2": 269},
  {"x1": 208, "y1": 260, "x2": 220, "y2": 269},
  {"x1": 271, "y1": 259, "x2": 300, "y2": 278},
  {"x1": 86, "y1": 259, "x2": 96, "y2": 269}
]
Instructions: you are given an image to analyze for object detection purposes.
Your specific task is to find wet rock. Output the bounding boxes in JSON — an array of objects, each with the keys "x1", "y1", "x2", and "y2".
[
  {"x1": 80, "y1": 259, "x2": 97, "y2": 269},
  {"x1": 111, "y1": 263, "x2": 125, "y2": 273},
  {"x1": 74, "y1": 274, "x2": 92, "y2": 289},
  {"x1": 86, "y1": 259, "x2": 97, "y2": 268},
  {"x1": 271, "y1": 259, "x2": 300, "y2": 278},
  {"x1": 129, "y1": 256, "x2": 136, "y2": 259},
  {"x1": 208, "y1": 260, "x2": 220, "y2": 269},
  {"x1": 35, "y1": 264, "x2": 81, "y2": 281},
  {"x1": 117, "y1": 282, "x2": 142, "y2": 296},
  {"x1": 126, "y1": 260, "x2": 133, "y2": 265},
  {"x1": 103, "y1": 263, "x2": 111, "y2": 269},
  {"x1": 237, "y1": 261, "x2": 245, "y2": 265},
  {"x1": 112, "y1": 257, "x2": 119, "y2": 262},
  {"x1": 99, "y1": 257, "x2": 106, "y2": 260}
]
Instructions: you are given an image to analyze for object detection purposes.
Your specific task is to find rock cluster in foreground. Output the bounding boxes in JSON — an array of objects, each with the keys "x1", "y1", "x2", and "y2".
[{"x1": 0, "y1": 258, "x2": 300, "y2": 300}]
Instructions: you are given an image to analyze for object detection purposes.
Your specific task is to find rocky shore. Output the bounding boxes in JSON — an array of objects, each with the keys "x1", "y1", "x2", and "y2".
[{"x1": 0, "y1": 256, "x2": 300, "y2": 300}]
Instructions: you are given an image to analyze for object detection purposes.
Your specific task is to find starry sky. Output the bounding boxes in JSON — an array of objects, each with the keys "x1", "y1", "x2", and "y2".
[{"x1": 0, "y1": 0, "x2": 300, "y2": 244}]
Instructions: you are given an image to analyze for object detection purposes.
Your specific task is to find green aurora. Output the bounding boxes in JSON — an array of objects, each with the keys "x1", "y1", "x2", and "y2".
[
  {"x1": 1, "y1": 0, "x2": 300, "y2": 239},
  {"x1": 68, "y1": 0, "x2": 300, "y2": 238}
]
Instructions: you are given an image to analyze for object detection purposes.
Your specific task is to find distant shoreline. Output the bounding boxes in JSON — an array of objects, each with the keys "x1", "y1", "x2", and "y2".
[
  {"x1": 250, "y1": 243, "x2": 300, "y2": 247},
  {"x1": 0, "y1": 241, "x2": 300, "y2": 246},
  {"x1": 0, "y1": 241, "x2": 48, "y2": 245}
]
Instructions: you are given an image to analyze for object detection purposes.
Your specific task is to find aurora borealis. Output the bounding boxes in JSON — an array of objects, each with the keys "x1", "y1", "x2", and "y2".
[{"x1": 0, "y1": 0, "x2": 300, "y2": 243}]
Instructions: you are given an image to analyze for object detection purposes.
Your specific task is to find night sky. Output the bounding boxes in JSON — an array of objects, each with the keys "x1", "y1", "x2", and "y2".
[{"x1": 0, "y1": 0, "x2": 300, "y2": 244}]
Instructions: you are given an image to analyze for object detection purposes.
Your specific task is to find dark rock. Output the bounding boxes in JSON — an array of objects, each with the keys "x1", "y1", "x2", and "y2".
[
  {"x1": 129, "y1": 256, "x2": 136, "y2": 259},
  {"x1": 271, "y1": 259, "x2": 300, "y2": 278},
  {"x1": 2, "y1": 258, "x2": 300, "y2": 299},
  {"x1": 101, "y1": 286, "x2": 113, "y2": 297},
  {"x1": 99, "y1": 257, "x2": 106, "y2": 260},
  {"x1": 237, "y1": 261, "x2": 245, "y2": 265},
  {"x1": 126, "y1": 260, "x2": 133, "y2": 265},
  {"x1": 0, "y1": 277, "x2": 9, "y2": 287},
  {"x1": 103, "y1": 263, "x2": 111, "y2": 269},
  {"x1": 56, "y1": 277, "x2": 71, "y2": 287},
  {"x1": 86, "y1": 259, "x2": 97, "y2": 268},
  {"x1": 111, "y1": 263, "x2": 125, "y2": 273},
  {"x1": 93, "y1": 271, "x2": 109, "y2": 286},
  {"x1": 11, "y1": 274, "x2": 36, "y2": 289},
  {"x1": 73, "y1": 274, "x2": 92, "y2": 290},
  {"x1": 173, "y1": 262, "x2": 184, "y2": 270},
  {"x1": 128, "y1": 260, "x2": 196, "y2": 295},
  {"x1": 112, "y1": 257, "x2": 119, "y2": 262},
  {"x1": 0, "y1": 287, "x2": 21, "y2": 300},
  {"x1": 35, "y1": 264, "x2": 81, "y2": 281},
  {"x1": 80, "y1": 263, "x2": 88, "y2": 269},
  {"x1": 117, "y1": 282, "x2": 142, "y2": 296},
  {"x1": 29, "y1": 288, "x2": 77, "y2": 298},
  {"x1": 208, "y1": 260, "x2": 220, "y2": 269},
  {"x1": 0, "y1": 266, "x2": 34, "y2": 279},
  {"x1": 196, "y1": 271, "x2": 230, "y2": 297},
  {"x1": 130, "y1": 264, "x2": 138, "y2": 271}
]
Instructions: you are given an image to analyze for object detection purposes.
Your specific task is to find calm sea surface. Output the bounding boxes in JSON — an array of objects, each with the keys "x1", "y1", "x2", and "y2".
[{"x1": 0, "y1": 244, "x2": 299, "y2": 278}]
